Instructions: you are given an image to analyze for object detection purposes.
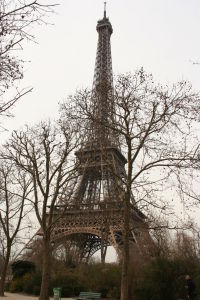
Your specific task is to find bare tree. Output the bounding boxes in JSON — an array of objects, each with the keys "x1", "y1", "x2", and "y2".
[
  {"x1": 0, "y1": 160, "x2": 32, "y2": 296},
  {"x1": 4, "y1": 119, "x2": 80, "y2": 300},
  {"x1": 64, "y1": 68, "x2": 200, "y2": 300},
  {"x1": 0, "y1": 0, "x2": 56, "y2": 123},
  {"x1": 170, "y1": 222, "x2": 200, "y2": 261},
  {"x1": 112, "y1": 71, "x2": 200, "y2": 300}
]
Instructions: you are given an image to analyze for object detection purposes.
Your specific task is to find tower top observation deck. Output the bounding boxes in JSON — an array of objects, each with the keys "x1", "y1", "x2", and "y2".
[{"x1": 96, "y1": 2, "x2": 113, "y2": 34}]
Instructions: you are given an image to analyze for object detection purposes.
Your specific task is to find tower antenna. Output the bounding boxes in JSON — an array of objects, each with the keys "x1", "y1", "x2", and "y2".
[{"x1": 104, "y1": 1, "x2": 107, "y2": 18}]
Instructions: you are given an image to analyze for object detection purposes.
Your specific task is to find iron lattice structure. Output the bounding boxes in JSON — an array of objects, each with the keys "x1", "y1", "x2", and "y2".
[{"x1": 49, "y1": 7, "x2": 152, "y2": 264}]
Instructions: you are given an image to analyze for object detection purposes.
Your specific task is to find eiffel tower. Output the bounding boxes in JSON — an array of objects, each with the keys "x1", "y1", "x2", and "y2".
[{"x1": 51, "y1": 4, "x2": 151, "y2": 264}]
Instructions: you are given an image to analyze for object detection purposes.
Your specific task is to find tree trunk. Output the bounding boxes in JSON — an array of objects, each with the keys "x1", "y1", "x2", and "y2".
[
  {"x1": 120, "y1": 192, "x2": 130, "y2": 300},
  {"x1": 0, "y1": 244, "x2": 11, "y2": 297},
  {"x1": 39, "y1": 236, "x2": 51, "y2": 300},
  {"x1": 101, "y1": 245, "x2": 107, "y2": 263},
  {"x1": 101, "y1": 234, "x2": 107, "y2": 263}
]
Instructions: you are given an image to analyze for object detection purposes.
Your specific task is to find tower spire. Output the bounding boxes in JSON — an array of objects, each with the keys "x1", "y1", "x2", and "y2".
[
  {"x1": 104, "y1": 1, "x2": 107, "y2": 18},
  {"x1": 91, "y1": 5, "x2": 114, "y2": 145}
]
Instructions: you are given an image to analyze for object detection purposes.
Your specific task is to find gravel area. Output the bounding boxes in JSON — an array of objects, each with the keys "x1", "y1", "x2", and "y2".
[{"x1": 3, "y1": 293, "x2": 74, "y2": 299}]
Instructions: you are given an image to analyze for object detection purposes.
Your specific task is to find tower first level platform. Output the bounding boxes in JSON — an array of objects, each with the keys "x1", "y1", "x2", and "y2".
[{"x1": 51, "y1": 204, "x2": 150, "y2": 262}]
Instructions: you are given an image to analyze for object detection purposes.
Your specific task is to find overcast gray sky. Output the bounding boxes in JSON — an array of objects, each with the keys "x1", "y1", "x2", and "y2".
[
  {"x1": 2, "y1": 0, "x2": 200, "y2": 140},
  {"x1": 3, "y1": 0, "x2": 200, "y2": 262}
]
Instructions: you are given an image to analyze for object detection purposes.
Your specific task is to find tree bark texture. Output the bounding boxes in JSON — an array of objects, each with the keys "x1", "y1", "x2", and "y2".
[
  {"x1": 0, "y1": 244, "x2": 11, "y2": 296},
  {"x1": 39, "y1": 237, "x2": 51, "y2": 300},
  {"x1": 120, "y1": 192, "x2": 130, "y2": 300}
]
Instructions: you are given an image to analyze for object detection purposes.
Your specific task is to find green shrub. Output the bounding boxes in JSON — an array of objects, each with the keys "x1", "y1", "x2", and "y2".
[
  {"x1": 4, "y1": 282, "x2": 10, "y2": 292},
  {"x1": 22, "y1": 272, "x2": 41, "y2": 295},
  {"x1": 11, "y1": 260, "x2": 35, "y2": 278},
  {"x1": 9, "y1": 270, "x2": 41, "y2": 295},
  {"x1": 9, "y1": 277, "x2": 24, "y2": 293},
  {"x1": 51, "y1": 270, "x2": 84, "y2": 297},
  {"x1": 9, "y1": 258, "x2": 200, "y2": 299},
  {"x1": 133, "y1": 256, "x2": 200, "y2": 300},
  {"x1": 50, "y1": 262, "x2": 121, "y2": 298}
]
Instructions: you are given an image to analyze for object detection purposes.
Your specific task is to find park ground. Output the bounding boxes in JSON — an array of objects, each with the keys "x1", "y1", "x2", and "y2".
[{"x1": 2, "y1": 293, "x2": 74, "y2": 299}]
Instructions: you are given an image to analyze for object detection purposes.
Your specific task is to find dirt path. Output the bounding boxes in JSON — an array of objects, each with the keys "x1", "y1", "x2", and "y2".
[{"x1": 3, "y1": 293, "x2": 74, "y2": 299}]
